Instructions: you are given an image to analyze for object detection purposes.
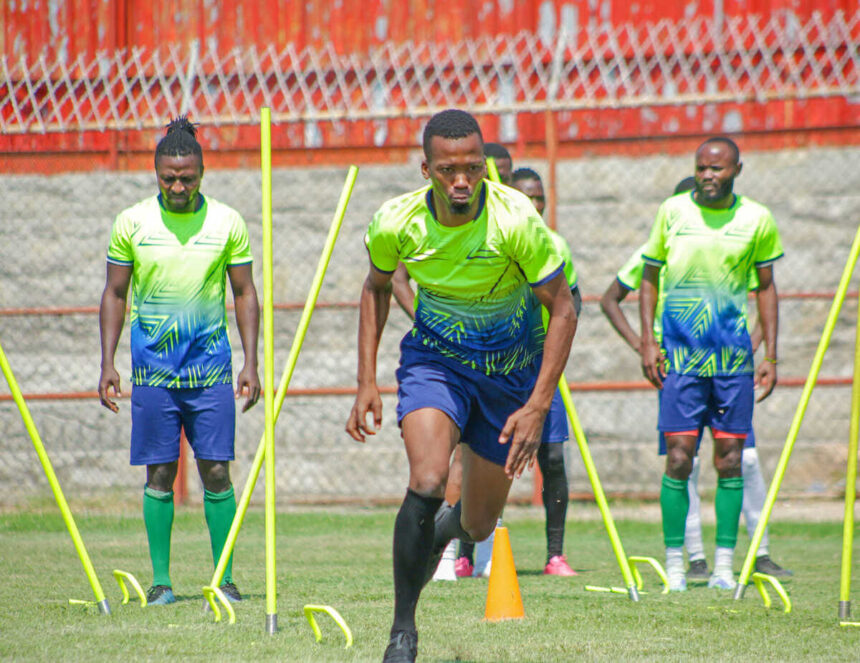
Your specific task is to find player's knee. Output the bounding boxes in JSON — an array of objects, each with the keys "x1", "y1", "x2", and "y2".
[
  {"x1": 741, "y1": 447, "x2": 758, "y2": 474},
  {"x1": 665, "y1": 448, "x2": 693, "y2": 479},
  {"x1": 199, "y1": 460, "x2": 231, "y2": 492},
  {"x1": 408, "y1": 469, "x2": 448, "y2": 498},
  {"x1": 714, "y1": 451, "x2": 742, "y2": 477},
  {"x1": 146, "y1": 462, "x2": 178, "y2": 492},
  {"x1": 539, "y1": 445, "x2": 566, "y2": 481},
  {"x1": 461, "y1": 518, "x2": 495, "y2": 543}
]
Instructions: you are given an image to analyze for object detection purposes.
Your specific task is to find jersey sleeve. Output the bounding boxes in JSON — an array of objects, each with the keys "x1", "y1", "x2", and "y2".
[
  {"x1": 616, "y1": 244, "x2": 648, "y2": 291},
  {"x1": 505, "y1": 207, "x2": 564, "y2": 286},
  {"x1": 753, "y1": 210, "x2": 784, "y2": 266},
  {"x1": 550, "y1": 230, "x2": 578, "y2": 288},
  {"x1": 106, "y1": 212, "x2": 135, "y2": 265},
  {"x1": 227, "y1": 212, "x2": 253, "y2": 265},
  {"x1": 364, "y1": 208, "x2": 401, "y2": 273},
  {"x1": 641, "y1": 202, "x2": 670, "y2": 267}
]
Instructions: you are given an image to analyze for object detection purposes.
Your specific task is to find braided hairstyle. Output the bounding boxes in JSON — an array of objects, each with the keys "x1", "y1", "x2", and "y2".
[{"x1": 154, "y1": 115, "x2": 203, "y2": 169}]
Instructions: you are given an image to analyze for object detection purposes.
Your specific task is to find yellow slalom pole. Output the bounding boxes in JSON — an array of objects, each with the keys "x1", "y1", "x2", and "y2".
[
  {"x1": 261, "y1": 107, "x2": 277, "y2": 634},
  {"x1": 204, "y1": 165, "x2": 360, "y2": 617},
  {"x1": 735, "y1": 225, "x2": 860, "y2": 599},
  {"x1": 486, "y1": 156, "x2": 501, "y2": 184},
  {"x1": 839, "y1": 287, "x2": 860, "y2": 620},
  {"x1": 557, "y1": 377, "x2": 639, "y2": 600},
  {"x1": 0, "y1": 338, "x2": 110, "y2": 615}
]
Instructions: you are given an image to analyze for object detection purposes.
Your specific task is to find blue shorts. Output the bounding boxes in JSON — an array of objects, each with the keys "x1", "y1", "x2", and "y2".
[
  {"x1": 658, "y1": 373, "x2": 754, "y2": 438},
  {"x1": 396, "y1": 335, "x2": 539, "y2": 467},
  {"x1": 657, "y1": 428, "x2": 755, "y2": 455},
  {"x1": 542, "y1": 389, "x2": 569, "y2": 444},
  {"x1": 130, "y1": 383, "x2": 236, "y2": 466}
]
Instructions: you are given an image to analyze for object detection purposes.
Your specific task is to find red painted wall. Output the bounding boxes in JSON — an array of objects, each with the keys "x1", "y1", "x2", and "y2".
[{"x1": 1, "y1": 1, "x2": 856, "y2": 172}]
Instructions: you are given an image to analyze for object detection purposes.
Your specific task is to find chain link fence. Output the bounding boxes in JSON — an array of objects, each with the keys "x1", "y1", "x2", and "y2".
[
  {"x1": 2, "y1": 11, "x2": 859, "y2": 507},
  {"x1": 3, "y1": 144, "x2": 860, "y2": 506}
]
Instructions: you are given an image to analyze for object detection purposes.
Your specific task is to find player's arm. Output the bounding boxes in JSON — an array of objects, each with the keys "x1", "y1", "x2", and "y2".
[
  {"x1": 500, "y1": 272, "x2": 576, "y2": 479},
  {"x1": 346, "y1": 263, "x2": 394, "y2": 442},
  {"x1": 754, "y1": 264, "x2": 778, "y2": 401},
  {"x1": 227, "y1": 263, "x2": 261, "y2": 412},
  {"x1": 98, "y1": 263, "x2": 132, "y2": 412},
  {"x1": 639, "y1": 263, "x2": 665, "y2": 388},
  {"x1": 600, "y1": 279, "x2": 640, "y2": 353},
  {"x1": 391, "y1": 262, "x2": 416, "y2": 319}
]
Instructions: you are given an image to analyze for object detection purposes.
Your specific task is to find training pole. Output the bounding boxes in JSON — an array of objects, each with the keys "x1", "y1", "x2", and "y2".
[
  {"x1": 0, "y1": 338, "x2": 110, "y2": 615},
  {"x1": 558, "y1": 377, "x2": 639, "y2": 600},
  {"x1": 205, "y1": 165, "x2": 359, "y2": 601},
  {"x1": 735, "y1": 225, "x2": 860, "y2": 599},
  {"x1": 261, "y1": 107, "x2": 277, "y2": 634},
  {"x1": 839, "y1": 288, "x2": 860, "y2": 619}
]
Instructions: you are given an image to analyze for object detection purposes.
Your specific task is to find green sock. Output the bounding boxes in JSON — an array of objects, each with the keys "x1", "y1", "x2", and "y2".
[
  {"x1": 143, "y1": 485, "x2": 174, "y2": 587},
  {"x1": 204, "y1": 486, "x2": 237, "y2": 585},
  {"x1": 715, "y1": 476, "x2": 744, "y2": 548},
  {"x1": 660, "y1": 474, "x2": 690, "y2": 548}
]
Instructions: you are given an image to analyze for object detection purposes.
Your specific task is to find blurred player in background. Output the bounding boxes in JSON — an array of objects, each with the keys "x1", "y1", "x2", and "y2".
[
  {"x1": 347, "y1": 109, "x2": 576, "y2": 663},
  {"x1": 639, "y1": 138, "x2": 783, "y2": 591},
  {"x1": 511, "y1": 167, "x2": 581, "y2": 576},
  {"x1": 600, "y1": 176, "x2": 791, "y2": 582},
  {"x1": 98, "y1": 117, "x2": 260, "y2": 606}
]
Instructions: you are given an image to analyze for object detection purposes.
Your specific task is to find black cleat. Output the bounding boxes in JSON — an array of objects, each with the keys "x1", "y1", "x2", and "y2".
[
  {"x1": 755, "y1": 555, "x2": 793, "y2": 577},
  {"x1": 146, "y1": 584, "x2": 176, "y2": 605},
  {"x1": 383, "y1": 629, "x2": 417, "y2": 663},
  {"x1": 686, "y1": 559, "x2": 710, "y2": 581},
  {"x1": 219, "y1": 582, "x2": 243, "y2": 602}
]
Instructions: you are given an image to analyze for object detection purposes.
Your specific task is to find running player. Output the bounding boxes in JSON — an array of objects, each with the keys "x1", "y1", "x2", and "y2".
[
  {"x1": 346, "y1": 109, "x2": 576, "y2": 663},
  {"x1": 639, "y1": 137, "x2": 783, "y2": 591},
  {"x1": 98, "y1": 117, "x2": 260, "y2": 606}
]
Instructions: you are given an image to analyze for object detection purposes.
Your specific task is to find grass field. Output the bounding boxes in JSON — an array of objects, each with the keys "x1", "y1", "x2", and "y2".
[{"x1": 1, "y1": 502, "x2": 859, "y2": 662}]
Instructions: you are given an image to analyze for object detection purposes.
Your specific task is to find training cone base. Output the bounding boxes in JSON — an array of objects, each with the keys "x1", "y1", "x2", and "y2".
[{"x1": 483, "y1": 526, "x2": 524, "y2": 621}]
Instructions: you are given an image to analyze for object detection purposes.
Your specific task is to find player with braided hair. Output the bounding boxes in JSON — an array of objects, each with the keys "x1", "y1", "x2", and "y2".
[{"x1": 99, "y1": 116, "x2": 261, "y2": 606}]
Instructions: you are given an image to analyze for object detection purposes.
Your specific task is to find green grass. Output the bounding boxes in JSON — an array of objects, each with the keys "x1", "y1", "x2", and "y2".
[{"x1": 1, "y1": 504, "x2": 858, "y2": 662}]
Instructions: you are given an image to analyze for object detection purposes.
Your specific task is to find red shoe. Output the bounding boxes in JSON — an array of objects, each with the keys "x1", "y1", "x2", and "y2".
[
  {"x1": 544, "y1": 555, "x2": 577, "y2": 576},
  {"x1": 454, "y1": 556, "x2": 474, "y2": 578}
]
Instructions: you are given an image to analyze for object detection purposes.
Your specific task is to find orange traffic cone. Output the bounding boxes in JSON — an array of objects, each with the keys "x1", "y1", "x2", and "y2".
[{"x1": 483, "y1": 526, "x2": 524, "y2": 621}]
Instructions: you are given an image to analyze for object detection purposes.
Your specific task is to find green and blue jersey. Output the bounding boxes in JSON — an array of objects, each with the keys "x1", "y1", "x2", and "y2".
[
  {"x1": 365, "y1": 181, "x2": 564, "y2": 375},
  {"x1": 107, "y1": 194, "x2": 253, "y2": 388},
  {"x1": 641, "y1": 192, "x2": 782, "y2": 376}
]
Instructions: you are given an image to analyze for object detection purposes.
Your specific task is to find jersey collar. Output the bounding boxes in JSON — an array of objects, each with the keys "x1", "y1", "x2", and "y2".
[{"x1": 425, "y1": 183, "x2": 487, "y2": 224}]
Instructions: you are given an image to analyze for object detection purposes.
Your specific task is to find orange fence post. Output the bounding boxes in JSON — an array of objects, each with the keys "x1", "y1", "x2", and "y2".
[{"x1": 175, "y1": 428, "x2": 189, "y2": 505}]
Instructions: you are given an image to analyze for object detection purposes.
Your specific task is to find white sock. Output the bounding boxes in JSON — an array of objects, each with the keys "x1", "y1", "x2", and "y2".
[
  {"x1": 714, "y1": 546, "x2": 734, "y2": 574},
  {"x1": 666, "y1": 546, "x2": 684, "y2": 573},
  {"x1": 685, "y1": 458, "x2": 706, "y2": 561},
  {"x1": 741, "y1": 447, "x2": 770, "y2": 556}
]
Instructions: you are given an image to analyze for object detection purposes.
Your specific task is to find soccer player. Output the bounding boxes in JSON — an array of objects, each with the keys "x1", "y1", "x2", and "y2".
[
  {"x1": 98, "y1": 117, "x2": 261, "y2": 606},
  {"x1": 483, "y1": 142, "x2": 513, "y2": 184},
  {"x1": 639, "y1": 137, "x2": 783, "y2": 591},
  {"x1": 600, "y1": 225, "x2": 791, "y2": 581},
  {"x1": 511, "y1": 167, "x2": 581, "y2": 575},
  {"x1": 390, "y1": 140, "x2": 517, "y2": 581},
  {"x1": 346, "y1": 109, "x2": 576, "y2": 663}
]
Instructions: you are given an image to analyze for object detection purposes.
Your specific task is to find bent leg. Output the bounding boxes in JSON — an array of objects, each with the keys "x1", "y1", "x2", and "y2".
[
  {"x1": 537, "y1": 443, "x2": 568, "y2": 560},
  {"x1": 459, "y1": 445, "x2": 513, "y2": 542}
]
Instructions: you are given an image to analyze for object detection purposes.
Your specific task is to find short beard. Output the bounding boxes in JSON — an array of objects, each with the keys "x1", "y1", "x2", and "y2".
[
  {"x1": 450, "y1": 201, "x2": 471, "y2": 215},
  {"x1": 697, "y1": 178, "x2": 734, "y2": 203}
]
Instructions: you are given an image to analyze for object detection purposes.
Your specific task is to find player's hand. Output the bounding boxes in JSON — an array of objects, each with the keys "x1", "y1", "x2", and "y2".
[
  {"x1": 754, "y1": 360, "x2": 777, "y2": 402},
  {"x1": 640, "y1": 338, "x2": 667, "y2": 389},
  {"x1": 499, "y1": 402, "x2": 547, "y2": 479},
  {"x1": 236, "y1": 364, "x2": 261, "y2": 412},
  {"x1": 346, "y1": 383, "x2": 382, "y2": 443},
  {"x1": 98, "y1": 366, "x2": 122, "y2": 413}
]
